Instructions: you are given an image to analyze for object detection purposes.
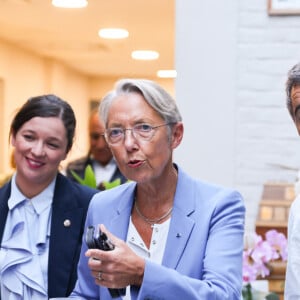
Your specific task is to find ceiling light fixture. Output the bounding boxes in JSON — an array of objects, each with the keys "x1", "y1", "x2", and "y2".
[
  {"x1": 98, "y1": 28, "x2": 129, "y2": 39},
  {"x1": 157, "y1": 70, "x2": 177, "y2": 78},
  {"x1": 52, "y1": 0, "x2": 88, "y2": 8},
  {"x1": 131, "y1": 50, "x2": 159, "y2": 60}
]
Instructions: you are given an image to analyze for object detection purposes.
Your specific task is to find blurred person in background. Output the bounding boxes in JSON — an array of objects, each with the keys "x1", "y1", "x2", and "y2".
[
  {"x1": 65, "y1": 108, "x2": 127, "y2": 190},
  {"x1": 0, "y1": 94, "x2": 98, "y2": 299}
]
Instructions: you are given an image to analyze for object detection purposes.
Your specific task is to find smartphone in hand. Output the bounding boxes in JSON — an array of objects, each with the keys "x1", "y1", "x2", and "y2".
[{"x1": 86, "y1": 226, "x2": 126, "y2": 298}]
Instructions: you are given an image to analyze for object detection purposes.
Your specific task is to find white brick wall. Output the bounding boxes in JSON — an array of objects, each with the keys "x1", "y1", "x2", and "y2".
[
  {"x1": 176, "y1": 0, "x2": 300, "y2": 233},
  {"x1": 237, "y1": 1, "x2": 300, "y2": 231}
]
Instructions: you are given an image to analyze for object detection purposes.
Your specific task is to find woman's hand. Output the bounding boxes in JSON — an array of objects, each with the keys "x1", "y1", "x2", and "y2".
[{"x1": 85, "y1": 224, "x2": 145, "y2": 288}]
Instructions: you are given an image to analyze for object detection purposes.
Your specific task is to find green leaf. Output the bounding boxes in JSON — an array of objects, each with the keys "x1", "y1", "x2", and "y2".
[
  {"x1": 70, "y1": 164, "x2": 97, "y2": 188},
  {"x1": 70, "y1": 169, "x2": 85, "y2": 185},
  {"x1": 265, "y1": 293, "x2": 280, "y2": 300},
  {"x1": 102, "y1": 178, "x2": 121, "y2": 190},
  {"x1": 70, "y1": 165, "x2": 130, "y2": 190},
  {"x1": 83, "y1": 165, "x2": 97, "y2": 188}
]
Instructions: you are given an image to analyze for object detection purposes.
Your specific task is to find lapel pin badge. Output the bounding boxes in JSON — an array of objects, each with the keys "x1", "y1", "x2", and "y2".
[{"x1": 64, "y1": 219, "x2": 71, "y2": 227}]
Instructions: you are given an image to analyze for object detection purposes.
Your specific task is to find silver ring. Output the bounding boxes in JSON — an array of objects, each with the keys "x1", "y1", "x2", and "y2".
[{"x1": 98, "y1": 271, "x2": 102, "y2": 280}]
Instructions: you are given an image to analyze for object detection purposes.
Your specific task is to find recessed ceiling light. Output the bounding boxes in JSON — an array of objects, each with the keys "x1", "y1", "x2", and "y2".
[
  {"x1": 157, "y1": 70, "x2": 177, "y2": 78},
  {"x1": 98, "y1": 28, "x2": 129, "y2": 39},
  {"x1": 131, "y1": 50, "x2": 159, "y2": 60},
  {"x1": 52, "y1": 0, "x2": 88, "y2": 8}
]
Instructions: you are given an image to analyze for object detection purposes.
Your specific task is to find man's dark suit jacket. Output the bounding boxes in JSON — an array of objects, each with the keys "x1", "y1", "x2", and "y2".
[
  {"x1": 66, "y1": 156, "x2": 127, "y2": 190},
  {"x1": 0, "y1": 172, "x2": 98, "y2": 298}
]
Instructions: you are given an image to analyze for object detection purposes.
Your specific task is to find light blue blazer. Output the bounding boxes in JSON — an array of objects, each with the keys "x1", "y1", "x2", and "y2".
[{"x1": 71, "y1": 165, "x2": 245, "y2": 300}]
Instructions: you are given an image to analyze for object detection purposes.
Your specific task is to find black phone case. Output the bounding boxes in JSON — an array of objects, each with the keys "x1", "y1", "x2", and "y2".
[{"x1": 86, "y1": 226, "x2": 126, "y2": 298}]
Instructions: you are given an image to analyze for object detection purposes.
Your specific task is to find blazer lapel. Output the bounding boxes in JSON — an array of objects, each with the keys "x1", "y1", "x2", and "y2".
[
  {"x1": 162, "y1": 209, "x2": 195, "y2": 269},
  {"x1": 48, "y1": 175, "x2": 86, "y2": 297},
  {"x1": 162, "y1": 167, "x2": 196, "y2": 269},
  {"x1": 99, "y1": 173, "x2": 196, "y2": 270},
  {"x1": 109, "y1": 185, "x2": 136, "y2": 240}
]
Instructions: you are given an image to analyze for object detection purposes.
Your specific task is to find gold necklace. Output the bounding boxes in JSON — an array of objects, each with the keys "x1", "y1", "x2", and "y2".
[{"x1": 134, "y1": 201, "x2": 173, "y2": 228}]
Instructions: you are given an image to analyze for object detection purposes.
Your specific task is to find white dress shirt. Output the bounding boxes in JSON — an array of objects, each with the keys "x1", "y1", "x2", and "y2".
[
  {"x1": 93, "y1": 158, "x2": 117, "y2": 186},
  {"x1": 285, "y1": 194, "x2": 300, "y2": 300}
]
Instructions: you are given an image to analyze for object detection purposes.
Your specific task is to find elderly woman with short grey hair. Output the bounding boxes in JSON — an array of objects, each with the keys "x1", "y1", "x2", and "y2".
[{"x1": 70, "y1": 78, "x2": 245, "y2": 300}]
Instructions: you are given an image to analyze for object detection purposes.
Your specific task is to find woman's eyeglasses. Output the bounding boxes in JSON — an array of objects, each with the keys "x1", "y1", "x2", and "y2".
[{"x1": 105, "y1": 123, "x2": 173, "y2": 145}]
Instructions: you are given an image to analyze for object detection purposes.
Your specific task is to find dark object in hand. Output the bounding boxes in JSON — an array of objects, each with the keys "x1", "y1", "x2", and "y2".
[
  {"x1": 86, "y1": 225, "x2": 115, "y2": 250},
  {"x1": 86, "y1": 226, "x2": 126, "y2": 298}
]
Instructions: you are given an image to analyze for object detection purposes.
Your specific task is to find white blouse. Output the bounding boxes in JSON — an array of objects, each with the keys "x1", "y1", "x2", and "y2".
[
  {"x1": 0, "y1": 173, "x2": 55, "y2": 300},
  {"x1": 122, "y1": 217, "x2": 171, "y2": 300}
]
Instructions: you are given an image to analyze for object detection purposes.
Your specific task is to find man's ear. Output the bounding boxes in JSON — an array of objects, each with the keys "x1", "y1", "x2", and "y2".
[{"x1": 171, "y1": 122, "x2": 184, "y2": 149}]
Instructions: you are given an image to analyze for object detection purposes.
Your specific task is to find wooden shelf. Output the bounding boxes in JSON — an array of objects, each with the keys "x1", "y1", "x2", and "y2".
[
  {"x1": 255, "y1": 182, "x2": 292, "y2": 300},
  {"x1": 256, "y1": 182, "x2": 294, "y2": 237}
]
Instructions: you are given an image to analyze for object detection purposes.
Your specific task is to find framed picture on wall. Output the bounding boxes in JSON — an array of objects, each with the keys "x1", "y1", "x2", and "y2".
[{"x1": 268, "y1": 0, "x2": 300, "y2": 15}]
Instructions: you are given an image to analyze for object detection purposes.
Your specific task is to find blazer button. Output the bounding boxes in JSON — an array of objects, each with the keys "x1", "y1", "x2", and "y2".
[{"x1": 64, "y1": 219, "x2": 71, "y2": 227}]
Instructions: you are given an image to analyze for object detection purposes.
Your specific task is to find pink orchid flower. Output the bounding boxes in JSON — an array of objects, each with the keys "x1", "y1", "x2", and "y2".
[{"x1": 242, "y1": 229, "x2": 287, "y2": 284}]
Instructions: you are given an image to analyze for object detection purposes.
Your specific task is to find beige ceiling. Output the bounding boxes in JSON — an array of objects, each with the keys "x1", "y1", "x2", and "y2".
[{"x1": 0, "y1": 0, "x2": 175, "y2": 78}]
